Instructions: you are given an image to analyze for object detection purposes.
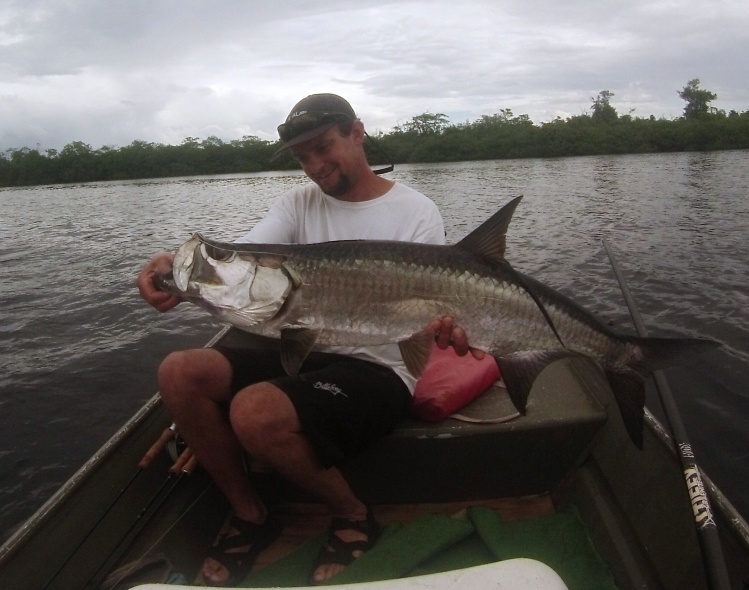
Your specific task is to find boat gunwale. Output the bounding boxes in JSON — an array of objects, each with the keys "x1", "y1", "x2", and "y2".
[
  {"x1": 642, "y1": 407, "x2": 749, "y2": 554},
  {"x1": 0, "y1": 326, "x2": 233, "y2": 566}
]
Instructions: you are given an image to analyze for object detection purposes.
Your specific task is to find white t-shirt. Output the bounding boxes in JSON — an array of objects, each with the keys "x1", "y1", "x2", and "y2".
[
  {"x1": 238, "y1": 181, "x2": 446, "y2": 392},
  {"x1": 240, "y1": 182, "x2": 445, "y2": 245}
]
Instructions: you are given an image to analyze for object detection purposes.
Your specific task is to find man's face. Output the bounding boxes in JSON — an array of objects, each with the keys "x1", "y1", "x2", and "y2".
[{"x1": 290, "y1": 124, "x2": 360, "y2": 198}]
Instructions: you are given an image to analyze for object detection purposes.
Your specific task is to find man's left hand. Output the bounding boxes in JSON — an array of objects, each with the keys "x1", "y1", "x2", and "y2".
[{"x1": 428, "y1": 316, "x2": 485, "y2": 360}]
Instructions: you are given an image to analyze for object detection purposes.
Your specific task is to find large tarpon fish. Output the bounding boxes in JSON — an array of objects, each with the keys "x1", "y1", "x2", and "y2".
[{"x1": 155, "y1": 197, "x2": 718, "y2": 446}]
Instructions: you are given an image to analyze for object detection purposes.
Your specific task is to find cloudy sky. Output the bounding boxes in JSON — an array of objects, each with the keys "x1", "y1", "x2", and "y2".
[{"x1": 2, "y1": 0, "x2": 748, "y2": 152}]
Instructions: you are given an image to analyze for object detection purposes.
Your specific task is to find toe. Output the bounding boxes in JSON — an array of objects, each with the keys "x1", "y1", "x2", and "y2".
[{"x1": 200, "y1": 557, "x2": 230, "y2": 585}]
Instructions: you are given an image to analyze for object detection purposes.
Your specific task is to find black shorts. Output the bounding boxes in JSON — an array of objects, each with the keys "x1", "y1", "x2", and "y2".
[{"x1": 215, "y1": 346, "x2": 411, "y2": 468}]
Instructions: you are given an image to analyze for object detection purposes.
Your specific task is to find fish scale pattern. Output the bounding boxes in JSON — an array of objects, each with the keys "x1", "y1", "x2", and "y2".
[{"x1": 278, "y1": 241, "x2": 578, "y2": 356}]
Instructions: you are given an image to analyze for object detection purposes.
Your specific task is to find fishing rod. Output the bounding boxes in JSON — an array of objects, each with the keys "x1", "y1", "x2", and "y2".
[
  {"x1": 39, "y1": 468, "x2": 142, "y2": 590},
  {"x1": 135, "y1": 477, "x2": 215, "y2": 564},
  {"x1": 82, "y1": 435, "x2": 199, "y2": 590},
  {"x1": 602, "y1": 238, "x2": 731, "y2": 590},
  {"x1": 39, "y1": 425, "x2": 180, "y2": 590}
]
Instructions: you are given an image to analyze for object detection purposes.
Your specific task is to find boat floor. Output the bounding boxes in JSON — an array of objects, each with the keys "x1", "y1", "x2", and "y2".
[
  {"x1": 253, "y1": 495, "x2": 555, "y2": 571},
  {"x1": 177, "y1": 494, "x2": 618, "y2": 589}
]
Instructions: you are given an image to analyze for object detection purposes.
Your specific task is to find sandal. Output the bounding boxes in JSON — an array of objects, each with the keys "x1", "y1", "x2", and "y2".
[
  {"x1": 202, "y1": 514, "x2": 282, "y2": 586},
  {"x1": 310, "y1": 508, "x2": 380, "y2": 585}
]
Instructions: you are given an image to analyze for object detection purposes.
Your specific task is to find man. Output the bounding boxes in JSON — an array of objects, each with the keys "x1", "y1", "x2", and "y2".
[{"x1": 137, "y1": 93, "x2": 472, "y2": 586}]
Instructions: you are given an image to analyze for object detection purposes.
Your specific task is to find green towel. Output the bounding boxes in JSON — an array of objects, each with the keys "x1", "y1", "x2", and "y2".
[
  {"x1": 242, "y1": 525, "x2": 400, "y2": 587},
  {"x1": 243, "y1": 514, "x2": 475, "y2": 587},
  {"x1": 244, "y1": 506, "x2": 618, "y2": 589},
  {"x1": 323, "y1": 514, "x2": 475, "y2": 585},
  {"x1": 468, "y1": 505, "x2": 617, "y2": 590},
  {"x1": 409, "y1": 533, "x2": 496, "y2": 576}
]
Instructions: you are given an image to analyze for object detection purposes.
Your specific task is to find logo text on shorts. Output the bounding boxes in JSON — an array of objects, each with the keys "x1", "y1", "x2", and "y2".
[{"x1": 313, "y1": 381, "x2": 347, "y2": 397}]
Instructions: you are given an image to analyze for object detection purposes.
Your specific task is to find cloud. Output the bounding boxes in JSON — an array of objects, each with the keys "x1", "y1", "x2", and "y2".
[{"x1": 1, "y1": 0, "x2": 748, "y2": 151}]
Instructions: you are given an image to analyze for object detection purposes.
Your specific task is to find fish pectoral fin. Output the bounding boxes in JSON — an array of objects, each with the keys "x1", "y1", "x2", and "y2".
[
  {"x1": 605, "y1": 371, "x2": 645, "y2": 449},
  {"x1": 279, "y1": 327, "x2": 321, "y2": 376},
  {"x1": 398, "y1": 331, "x2": 435, "y2": 378},
  {"x1": 496, "y1": 350, "x2": 585, "y2": 414}
]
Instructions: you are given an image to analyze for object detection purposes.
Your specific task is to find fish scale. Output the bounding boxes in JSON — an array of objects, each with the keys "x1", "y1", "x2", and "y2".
[{"x1": 283, "y1": 246, "x2": 541, "y2": 351}]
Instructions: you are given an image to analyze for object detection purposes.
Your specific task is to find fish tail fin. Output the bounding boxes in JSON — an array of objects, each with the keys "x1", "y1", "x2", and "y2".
[
  {"x1": 605, "y1": 336, "x2": 720, "y2": 448},
  {"x1": 628, "y1": 335, "x2": 721, "y2": 373},
  {"x1": 605, "y1": 371, "x2": 646, "y2": 448}
]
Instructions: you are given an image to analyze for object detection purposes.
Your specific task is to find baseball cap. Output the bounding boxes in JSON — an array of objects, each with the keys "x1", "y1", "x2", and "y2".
[{"x1": 271, "y1": 93, "x2": 356, "y2": 159}]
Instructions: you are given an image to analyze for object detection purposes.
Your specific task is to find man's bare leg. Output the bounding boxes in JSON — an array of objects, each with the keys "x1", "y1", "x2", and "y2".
[
  {"x1": 230, "y1": 383, "x2": 373, "y2": 583},
  {"x1": 158, "y1": 349, "x2": 269, "y2": 585},
  {"x1": 159, "y1": 353, "x2": 373, "y2": 584}
]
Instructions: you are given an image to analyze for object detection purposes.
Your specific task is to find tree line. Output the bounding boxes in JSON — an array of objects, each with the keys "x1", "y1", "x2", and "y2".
[{"x1": 2, "y1": 79, "x2": 748, "y2": 188}]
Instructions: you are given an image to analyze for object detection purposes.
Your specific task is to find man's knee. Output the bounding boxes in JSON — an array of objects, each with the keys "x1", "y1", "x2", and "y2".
[
  {"x1": 158, "y1": 348, "x2": 232, "y2": 407},
  {"x1": 229, "y1": 384, "x2": 298, "y2": 450}
]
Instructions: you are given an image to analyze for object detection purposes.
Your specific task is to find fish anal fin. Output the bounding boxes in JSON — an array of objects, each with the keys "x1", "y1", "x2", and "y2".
[
  {"x1": 280, "y1": 327, "x2": 321, "y2": 376},
  {"x1": 454, "y1": 196, "x2": 522, "y2": 261},
  {"x1": 496, "y1": 350, "x2": 585, "y2": 414},
  {"x1": 605, "y1": 372, "x2": 645, "y2": 449},
  {"x1": 398, "y1": 331, "x2": 435, "y2": 378}
]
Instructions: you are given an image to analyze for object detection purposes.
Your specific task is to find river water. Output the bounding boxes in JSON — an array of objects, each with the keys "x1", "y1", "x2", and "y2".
[{"x1": 1, "y1": 151, "x2": 748, "y2": 540}]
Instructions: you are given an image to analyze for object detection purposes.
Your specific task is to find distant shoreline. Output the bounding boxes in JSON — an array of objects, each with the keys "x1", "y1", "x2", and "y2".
[{"x1": 3, "y1": 110, "x2": 748, "y2": 188}]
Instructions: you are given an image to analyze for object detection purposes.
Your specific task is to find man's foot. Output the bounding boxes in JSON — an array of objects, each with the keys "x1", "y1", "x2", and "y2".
[
  {"x1": 199, "y1": 514, "x2": 282, "y2": 586},
  {"x1": 310, "y1": 508, "x2": 380, "y2": 585}
]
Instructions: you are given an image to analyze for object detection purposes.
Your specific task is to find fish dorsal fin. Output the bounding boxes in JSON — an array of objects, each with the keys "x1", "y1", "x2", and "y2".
[
  {"x1": 455, "y1": 196, "x2": 522, "y2": 261},
  {"x1": 280, "y1": 327, "x2": 321, "y2": 376},
  {"x1": 456, "y1": 197, "x2": 567, "y2": 348}
]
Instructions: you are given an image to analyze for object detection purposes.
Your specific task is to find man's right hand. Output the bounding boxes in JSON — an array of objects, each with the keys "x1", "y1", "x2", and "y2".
[{"x1": 137, "y1": 252, "x2": 182, "y2": 312}]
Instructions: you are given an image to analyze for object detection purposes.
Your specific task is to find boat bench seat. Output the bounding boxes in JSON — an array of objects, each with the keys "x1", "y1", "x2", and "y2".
[
  {"x1": 344, "y1": 357, "x2": 612, "y2": 502},
  {"x1": 222, "y1": 329, "x2": 612, "y2": 503}
]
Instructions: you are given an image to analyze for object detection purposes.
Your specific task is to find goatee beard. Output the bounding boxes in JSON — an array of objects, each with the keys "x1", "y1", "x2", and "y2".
[{"x1": 322, "y1": 174, "x2": 352, "y2": 198}]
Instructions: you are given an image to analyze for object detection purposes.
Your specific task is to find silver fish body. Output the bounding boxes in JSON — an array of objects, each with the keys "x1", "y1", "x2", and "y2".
[{"x1": 155, "y1": 197, "x2": 718, "y2": 446}]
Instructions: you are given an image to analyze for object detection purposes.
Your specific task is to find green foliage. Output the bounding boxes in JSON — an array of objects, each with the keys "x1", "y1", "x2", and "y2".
[
  {"x1": 2, "y1": 80, "x2": 748, "y2": 188},
  {"x1": 591, "y1": 91, "x2": 618, "y2": 123},
  {"x1": 678, "y1": 79, "x2": 718, "y2": 120},
  {"x1": 393, "y1": 112, "x2": 450, "y2": 136},
  {"x1": 0, "y1": 135, "x2": 277, "y2": 186}
]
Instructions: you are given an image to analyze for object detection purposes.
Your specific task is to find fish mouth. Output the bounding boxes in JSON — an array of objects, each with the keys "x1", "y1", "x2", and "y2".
[
  {"x1": 172, "y1": 236, "x2": 202, "y2": 291},
  {"x1": 152, "y1": 272, "x2": 175, "y2": 294}
]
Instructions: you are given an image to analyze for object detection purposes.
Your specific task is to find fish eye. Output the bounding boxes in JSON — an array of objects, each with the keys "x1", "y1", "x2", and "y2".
[{"x1": 202, "y1": 244, "x2": 235, "y2": 262}]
